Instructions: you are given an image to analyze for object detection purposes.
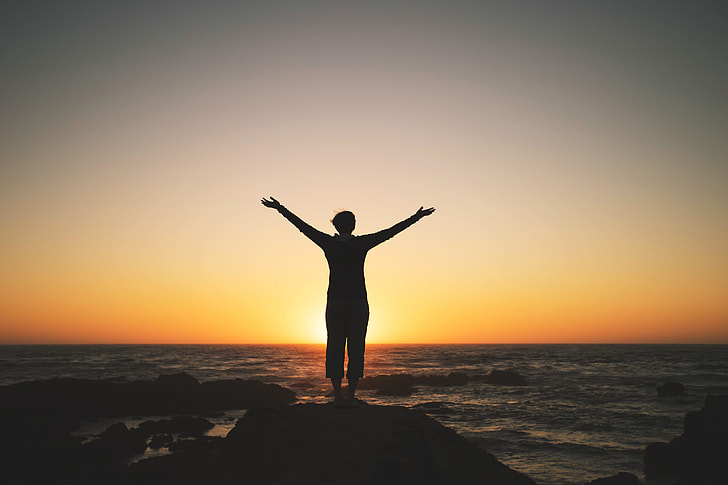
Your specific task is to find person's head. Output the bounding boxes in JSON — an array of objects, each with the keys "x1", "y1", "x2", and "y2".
[{"x1": 331, "y1": 210, "x2": 355, "y2": 235}]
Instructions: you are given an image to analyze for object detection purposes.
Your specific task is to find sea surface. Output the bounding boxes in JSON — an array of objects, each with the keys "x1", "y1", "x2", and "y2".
[{"x1": 1, "y1": 344, "x2": 727, "y2": 485}]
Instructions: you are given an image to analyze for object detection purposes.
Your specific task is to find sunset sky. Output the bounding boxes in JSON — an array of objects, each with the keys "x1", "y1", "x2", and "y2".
[{"x1": 2, "y1": 1, "x2": 726, "y2": 344}]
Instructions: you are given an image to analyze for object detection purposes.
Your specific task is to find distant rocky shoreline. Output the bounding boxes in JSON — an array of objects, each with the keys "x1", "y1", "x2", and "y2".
[{"x1": 1, "y1": 373, "x2": 725, "y2": 484}]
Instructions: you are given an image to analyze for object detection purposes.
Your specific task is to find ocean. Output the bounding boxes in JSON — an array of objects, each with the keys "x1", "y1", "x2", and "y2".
[{"x1": 1, "y1": 344, "x2": 727, "y2": 485}]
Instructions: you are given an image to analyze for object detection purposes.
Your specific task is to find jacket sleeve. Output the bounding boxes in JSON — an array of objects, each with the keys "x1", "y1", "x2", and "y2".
[
  {"x1": 362, "y1": 213, "x2": 422, "y2": 249},
  {"x1": 278, "y1": 206, "x2": 330, "y2": 248}
]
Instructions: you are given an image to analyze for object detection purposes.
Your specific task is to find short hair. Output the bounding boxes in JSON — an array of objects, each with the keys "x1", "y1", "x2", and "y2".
[{"x1": 331, "y1": 210, "x2": 355, "y2": 234}]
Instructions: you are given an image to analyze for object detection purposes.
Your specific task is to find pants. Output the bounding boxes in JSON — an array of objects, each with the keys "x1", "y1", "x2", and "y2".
[{"x1": 325, "y1": 299, "x2": 369, "y2": 379}]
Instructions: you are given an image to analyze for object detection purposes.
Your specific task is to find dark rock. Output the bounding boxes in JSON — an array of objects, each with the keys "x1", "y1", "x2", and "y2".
[
  {"x1": 0, "y1": 374, "x2": 296, "y2": 483},
  {"x1": 137, "y1": 416, "x2": 213, "y2": 438},
  {"x1": 657, "y1": 381, "x2": 684, "y2": 397},
  {"x1": 6, "y1": 401, "x2": 539, "y2": 485},
  {"x1": 411, "y1": 402, "x2": 454, "y2": 414},
  {"x1": 148, "y1": 433, "x2": 174, "y2": 449},
  {"x1": 155, "y1": 372, "x2": 201, "y2": 390},
  {"x1": 643, "y1": 394, "x2": 728, "y2": 484},
  {"x1": 416, "y1": 372, "x2": 470, "y2": 386},
  {"x1": 85, "y1": 422, "x2": 147, "y2": 460},
  {"x1": 0, "y1": 373, "x2": 296, "y2": 420},
  {"x1": 484, "y1": 370, "x2": 528, "y2": 386},
  {"x1": 644, "y1": 441, "x2": 676, "y2": 478},
  {"x1": 128, "y1": 436, "x2": 225, "y2": 484},
  {"x1": 199, "y1": 378, "x2": 297, "y2": 409},
  {"x1": 220, "y1": 403, "x2": 536, "y2": 485},
  {"x1": 358, "y1": 372, "x2": 473, "y2": 395},
  {"x1": 290, "y1": 381, "x2": 315, "y2": 388},
  {"x1": 0, "y1": 417, "x2": 85, "y2": 484},
  {"x1": 584, "y1": 472, "x2": 640, "y2": 485},
  {"x1": 168, "y1": 435, "x2": 223, "y2": 453},
  {"x1": 359, "y1": 374, "x2": 417, "y2": 396}
]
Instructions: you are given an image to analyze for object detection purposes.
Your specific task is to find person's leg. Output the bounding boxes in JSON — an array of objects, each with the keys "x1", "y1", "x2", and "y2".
[
  {"x1": 330, "y1": 377, "x2": 343, "y2": 406},
  {"x1": 325, "y1": 300, "x2": 346, "y2": 405},
  {"x1": 347, "y1": 377, "x2": 359, "y2": 403},
  {"x1": 345, "y1": 300, "x2": 369, "y2": 405}
]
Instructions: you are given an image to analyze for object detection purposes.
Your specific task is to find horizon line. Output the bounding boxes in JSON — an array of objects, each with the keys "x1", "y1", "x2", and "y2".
[{"x1": 2, "y1": 341, "x2": 727, "y2": 346}]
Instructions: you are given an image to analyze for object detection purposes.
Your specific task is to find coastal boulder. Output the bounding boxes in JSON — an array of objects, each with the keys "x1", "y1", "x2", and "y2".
[
  {"x1": 411, "y1": 402, "x2": 454, "y2": 414},
  {"x1": 222, "y1": 403, "x2": 536, "y2": 485},
  {"x1": 85, "y1": 422, "x2": 147, "y2": 460},
  {"x1": 0, "y1": 374, "x2": 296, "y2": 420},
  {"x1": 643, "y1": 441, "x2": 676, "y2": 478},
  {"x1": 643, "y1": 394, "x2": 728, "y2": 483},
  {"x1": 137, "y1": 416, "x2": 213, "y2": 438},
  {"x1": 198, "y1": 378, "x2": 297, "y2": 409},
  {"x1": 416, "y1": 372, "x2": 470, "y2": 387},
  {"x1": 156, "y1": 372, "x2": 201, "y2": 391},
  {"x1": 359, "y1": 374, "x2": 417, "y2": 396}
]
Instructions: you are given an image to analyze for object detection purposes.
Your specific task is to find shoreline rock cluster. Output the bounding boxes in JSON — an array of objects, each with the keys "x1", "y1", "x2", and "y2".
[
  {"x1": 358, "y1": 369, "x2": 528, "y2": 396},
  {"x1": 0, "y1": 371, "x2": 296, "y2": 420},
  {"x1": 3, "y1": 372, "x2": 726, "y2": 484},
  {"x1": 0, "y1": 373, "x2": 534, "y2": 485},
  {"x1": 0, "y1": 373, "x2": 295, "y2": 484},
  {"x1": 644, "y1": 394, "x2": 728, "y2": 484}
]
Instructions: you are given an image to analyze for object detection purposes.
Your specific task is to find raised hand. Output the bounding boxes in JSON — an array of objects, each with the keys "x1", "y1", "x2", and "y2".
[
  {"x1": 261, "y1": 197, "x2": 283, "y2": 210},
  {"x1": 415, "y1": 206, "x2": 436, "y2": 218}
]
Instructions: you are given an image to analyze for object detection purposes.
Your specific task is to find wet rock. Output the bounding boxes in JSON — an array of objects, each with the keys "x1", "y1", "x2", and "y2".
[
  {"x1": 359, "y1": 374, "x2": 417, "y2": 396},
  {"x1": 85, "y1": 422, "x2": 147, "y2": 460},
  {"x1": 657, "y1": 381, "x2": 684, "y2": 397},
  {"x1": 221, "y1": 403, "x2": 536, "y2": 485},
  {"x1": 584, "y1": 472, "x2": 640, "y2": 485},
  {"x1": 483, "y1": 370, "x2": 528, "y2": 386},
  {"x1": 411, "y1": 402, "x2": 454, "y2": 414},
  {"x1": 198, "y1": 378, "x2": 297, "y2": 409},
  {"x1": 148, "y1": 433, "x2": 174, "y2": 449},
  {"x1": 1, "y1": 417, "x2": 85, "y2": 484},
  {"x1": 137, "y1": 416, "x2": 213, "y2": 438},
  {"x1": 415, "y1": 372, "x2": 469, "y2": 386},
  {"x1": 644, "y1": 441, "x2": 676, "y2": 478},
  {"x1": 0, "y1": 373, "x2": 296, "y2": 420},
  {"x1": 168, "y1": 435, "x2": 223, "y2": 453},
  {"x1": 156, "y1": 372, "x2": 201, "y2": 391},
  {"x1": 643, "y1": 394, "x2": 728, "y2": 484}
]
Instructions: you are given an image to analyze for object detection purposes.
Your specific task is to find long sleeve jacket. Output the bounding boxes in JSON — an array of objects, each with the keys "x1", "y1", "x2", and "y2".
[{"x1": 278, "y1": 207, "x2": 421, "y2": 300}]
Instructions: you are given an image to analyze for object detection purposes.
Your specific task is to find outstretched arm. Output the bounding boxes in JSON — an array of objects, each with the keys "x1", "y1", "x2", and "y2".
[
  {"x1": 261, "y1": 197, "x2": 329, "y2": 247},
  {"x1": 365, "y1": 206, "x2": 435, "y2": 248}
]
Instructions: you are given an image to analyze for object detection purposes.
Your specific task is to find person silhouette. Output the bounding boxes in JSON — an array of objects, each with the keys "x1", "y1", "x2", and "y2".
[{"x1": 261, "y1": 197, "x2": 435, "y2": 406}]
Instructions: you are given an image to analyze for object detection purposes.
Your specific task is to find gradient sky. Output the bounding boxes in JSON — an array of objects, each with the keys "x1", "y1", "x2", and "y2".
[{"x1": 2, "y1": 1, "x2": 727, "y2": 344}]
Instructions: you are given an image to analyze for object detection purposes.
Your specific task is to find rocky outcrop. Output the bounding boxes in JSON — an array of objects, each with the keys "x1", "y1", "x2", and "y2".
[
  {"x1": 137, "y1": 416, "x2": 214, "y2": 438},
  {"x1": 218, "y1": 403, "x2": 535, "y2": 485},
  {"x1": 85, "y1": 422, "x2": 148, "y2": 460},
  {"x1": 0, "y1": 373, "x2": 295, "y2": 484},
  {"x1": 358, "y1": 370, "x2": 528, "y2": 395},
  {"x1": 1, "y1": 371, "x2": 539, "y2": 485},
  {"x1": 411, "y1": 401, "x2": 455, "y2": 414},
  {"x1": 643, "y1": 394, "x2": 728, "y2": 484},
  {"x1": 479, "y1": 370, "x2": 528, "y2": 386},
  {"x1": 358, "y1": 374, "x2": 417, "y2": 395},
  {"x1": 3, "y1": 402, "x2": 538, "y2": 484},
  {"x1": 0, "y1": 372, "x2": 296, "y2": 420}
]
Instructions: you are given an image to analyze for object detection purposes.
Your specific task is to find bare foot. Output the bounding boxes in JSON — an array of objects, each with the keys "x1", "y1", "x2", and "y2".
[{"x1": 344, "y1": 396, "x2": 362, "y2": 408}]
